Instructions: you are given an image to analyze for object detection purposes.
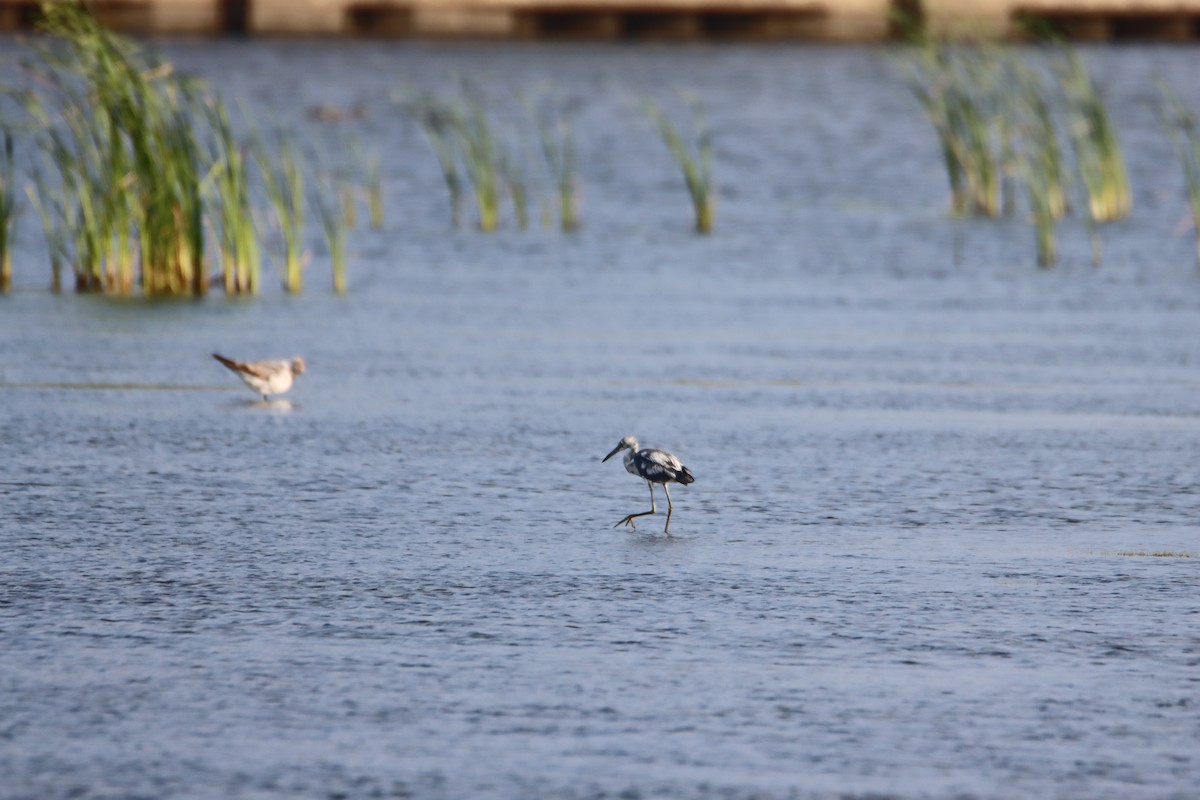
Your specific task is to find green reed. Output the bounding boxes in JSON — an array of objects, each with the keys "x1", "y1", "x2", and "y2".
[
  {"x1": 900, "y1": 36, "x2": 1134, "y2": 266},
  {"x1": 403, "y1": 94, "x2": 465, "y2": 228},
  {"x1": 330, "y1": 138, "x2": 364, "y2": 228},
  {"x1": 359, "y1": 146, "x2": 383, "y2": 229},
  {"x1": 35, "y1": 98, "x2": 104, "y2": 290},
  {"x1": 1019, "y1": 69, "x2": 1070, "y2": 221},
  {"x1": 206, "y1": 101, "x2": 259, "y2": 295},
  {"x1": 255, "y1": 135, "x2": 306, "y2": 293},
  {"x1": 534, "y1": 108, "x2": 579, "y2": 232},
  {"x1": 457, "y1": 89, "x2": 503, "y2": 232},
  {"x1": 957, "y1": 49, "x2": 1011, "y2": 217},
  {"x1": 500, "y1": 146, "x2": 531, "y2": 231},
  {"x1": 1060, "y1": 51, "x2": 1130, "y2": 223},
  {"x1": 1156, "y1": 81, "x2": 1200, "y2": 267},
  {"x1": 155, "y1": 102, "x2": 208, "y2": 295},
  {"x1": 316, "y1": 176, "x2": 349, "y2": 295},
  {"x1": 340, "y1": 185, "x2": 357, "y2": 228},
  {"x1": 1019, "y1": 149, "x2": 1058, "y2": 268},
  {"x1": 902, "y1": 42, "x2": 961, "y2": 213},
  {"x1": 900, "y1": 41, "x2": 1016, "y2": 217},
  {"x1": 642, "y1": 95, "x2": 714, "y2": 233},
  {"x1": 406, "y1": 86, "x2": 566, "y2": 233},
  {"x1": 16, "y1": 3, "x2": 215, "y2": 295},
  {"x1": 25, "y1": 174, "x2": 66, "y2": 292},
  {"x1": 1005, "y1": 63, "x2": 1075, "y2": 268},
  {"x1": 9, "y1": 3, "x2": 348, "y2": 297},
  {"x1": 0, "y1": 132, "x2": 18, "y2": 293}
]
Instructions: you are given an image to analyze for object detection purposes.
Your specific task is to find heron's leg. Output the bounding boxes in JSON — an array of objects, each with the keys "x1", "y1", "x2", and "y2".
[
  {"x1": 615, "y1": 482, "x2": 657, "y2": 529},
  {"x1": 663, "y1": 483, "x2": 674, "y2": 534}
]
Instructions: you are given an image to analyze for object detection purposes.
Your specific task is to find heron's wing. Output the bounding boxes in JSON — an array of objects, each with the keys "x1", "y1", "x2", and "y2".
[{"x1": 634, "y1": 448, "x2": 685, "y2": 481}]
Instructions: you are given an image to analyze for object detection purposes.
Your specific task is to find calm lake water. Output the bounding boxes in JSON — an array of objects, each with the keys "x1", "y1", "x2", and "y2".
[{"x1": 1, "y1": 40, "x2": 1198, "y2": 800}]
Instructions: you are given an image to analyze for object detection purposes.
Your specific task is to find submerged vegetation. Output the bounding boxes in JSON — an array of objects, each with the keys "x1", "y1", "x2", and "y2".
[{"x1": 1112, "y1": 550, "x2": 1196, "y2": 559}]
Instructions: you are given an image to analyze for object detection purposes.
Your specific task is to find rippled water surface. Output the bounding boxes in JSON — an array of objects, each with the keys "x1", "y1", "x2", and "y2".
[{"x1": 2, "y1": 41, "x2": 1199, "y2": 800}]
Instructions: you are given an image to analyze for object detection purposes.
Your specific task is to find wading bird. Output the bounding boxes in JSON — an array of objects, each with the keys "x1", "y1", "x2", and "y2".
[
  {"x1": 212, "y1": 353, "x2": 305, "y2": 401},
  {"x1": 602, "y1": 435, "x2": 694, "y2": 534}
]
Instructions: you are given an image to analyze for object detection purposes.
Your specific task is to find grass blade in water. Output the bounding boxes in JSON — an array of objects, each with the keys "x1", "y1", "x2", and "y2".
[{"x1": 642, "y1": 95, "x2": 715, "y2": 233}]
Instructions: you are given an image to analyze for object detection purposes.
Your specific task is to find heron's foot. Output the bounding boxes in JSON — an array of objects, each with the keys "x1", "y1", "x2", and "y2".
[{"x1": 614, "y1": 510, "x2": 656, "y2": 529}]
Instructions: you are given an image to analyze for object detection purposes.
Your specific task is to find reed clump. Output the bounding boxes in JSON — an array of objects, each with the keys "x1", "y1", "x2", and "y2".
[
  {"x1": 8, "y1": 3, "x2": 353, "y2": 296},
  {"x1": 362, "y1": 149, "x2": 384, "y2": 230},
  {"x1": 254, "y1": 134, "x2": 306, "y2": 293},
  {"x1": 499, "y1": 147, "x2": 530, "y2": 231},
  {"x1": 341, "y1": 184, "x2": 357, "y2": 229},
  {"x1": 1018, "y1": 145, "x2": 1059, "y2": 268},
  {"x1": 17, "y1": 2, "x2": 216, "y2": 295},
  {"x1": 900, "y1": 36, "x2": 1130, "y2": 266},
  {"x1": 1060, "y1": 52, "x2": 1130, "y2": 224},
  {"x1": 529, "y1": 93, "x2": 580, "y2": 232},
  {"x1": 206, "y1": 102, "x2": 260, "y2": 295},
  {"x1": 403, "y1": 93, "x2": 466, "y2": 229},
  {"x1": 642, "y1": 95, "x2": 715, "y2": 234},
  {"x1": 1009, "y1": 66, "x2": 1071, "y2": 267},
  {"x1": 1016, "y1": 67, "x2": 1070, "y2": 222},
  {"x1": 539, "y1": 117, "x2": 578, "y2": 231},
  {"x1": 899, "y1": 40, "x2": 1015, "y2": 217},
  {"x1": 332, "y1": 137, "x2": 380, "y2": 231},
  {"x1": 316, "y1": 175, "x2": 349, "y2": 295},
  {"x1": 25, "y1": 177, "x2": 65, "y2": 292},
  {"x1": 401, "y1": 84, "x2": 537, "y2": 232},
  {"x1": 457, "y1": 89, "x2": 504, "y2": 232}
]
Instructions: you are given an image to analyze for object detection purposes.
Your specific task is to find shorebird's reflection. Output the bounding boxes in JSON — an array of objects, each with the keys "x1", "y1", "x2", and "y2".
[{"x1": 244, "y1": 398, "x2": 296, "y2": 412}]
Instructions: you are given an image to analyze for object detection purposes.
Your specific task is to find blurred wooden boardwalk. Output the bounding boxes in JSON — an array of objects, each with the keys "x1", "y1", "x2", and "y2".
[{"x1": 5, "y1": 0, "x2": 1200, "y2": 40}]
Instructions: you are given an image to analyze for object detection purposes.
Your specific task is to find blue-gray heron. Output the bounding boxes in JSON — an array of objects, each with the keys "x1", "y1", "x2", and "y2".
[
  {"x1": 213, "y1": 353, "x2": 305, "y2": 401},
  {"x1": 602, "y1": 435, "x2": 695, "y2": 533}
]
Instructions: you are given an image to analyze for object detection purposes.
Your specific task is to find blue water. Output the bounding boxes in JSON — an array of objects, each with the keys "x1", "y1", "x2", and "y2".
[{"x1": 1, "y1": 41, "x2": 1198, "y2": 799}]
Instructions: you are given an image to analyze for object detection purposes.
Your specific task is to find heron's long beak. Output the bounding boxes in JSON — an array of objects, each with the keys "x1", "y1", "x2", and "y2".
[{"x1": 602, "y1": 443, "x2": 623, "y2": 462}]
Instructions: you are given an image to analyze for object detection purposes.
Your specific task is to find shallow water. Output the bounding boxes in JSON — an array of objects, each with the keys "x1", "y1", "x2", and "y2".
[{"x1": 1, "y1": 41, "x2": 1199, "y2": 800}]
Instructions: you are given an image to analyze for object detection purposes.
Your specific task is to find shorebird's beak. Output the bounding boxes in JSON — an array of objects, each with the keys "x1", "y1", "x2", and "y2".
[{"x1": 602, "y1": 443, "x2": 623, "y2": 462}]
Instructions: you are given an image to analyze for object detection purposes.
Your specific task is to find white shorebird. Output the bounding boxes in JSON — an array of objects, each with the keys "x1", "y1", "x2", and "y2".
[
  {"x1": 602, "y1": 435, "x2": 695, "y2": 534},
  {"x1": 212, "y1": 353, "x2": 305, "y2": 401}
]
